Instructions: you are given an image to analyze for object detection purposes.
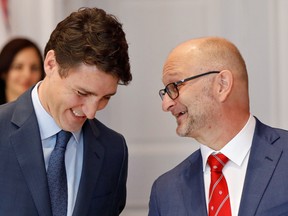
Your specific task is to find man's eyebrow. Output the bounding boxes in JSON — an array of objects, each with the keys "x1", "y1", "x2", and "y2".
[
  {"x1": 105, "y1": 92, "x2": 117, "y2": 97},
  {"x1": 77, "y1": 87, "x2": 117, "y2": 97}
]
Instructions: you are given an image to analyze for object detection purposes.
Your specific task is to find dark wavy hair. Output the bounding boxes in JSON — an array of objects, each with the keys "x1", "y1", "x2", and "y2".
[
  {"x1": 0, "y1": 38, "x2": 45, "y2": 104},
  {"x1": 44, "y1": 7, "x2": 132, "y2": 85}
]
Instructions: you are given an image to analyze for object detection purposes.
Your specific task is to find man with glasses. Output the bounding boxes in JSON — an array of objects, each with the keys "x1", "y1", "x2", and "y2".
[{"x1": 149, "y1": 37, "x2": 288, "y2": 216}]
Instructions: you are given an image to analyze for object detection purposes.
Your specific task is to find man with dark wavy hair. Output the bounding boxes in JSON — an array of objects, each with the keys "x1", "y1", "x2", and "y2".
[{"x1": 0, "y1": 7, "x2": 132, "y2": 216}]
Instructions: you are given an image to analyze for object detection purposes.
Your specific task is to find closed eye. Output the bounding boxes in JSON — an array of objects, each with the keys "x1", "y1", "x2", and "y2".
[
  {"x1": 102, "y1": 96, "x2": 111, "y2": 101},
  {"x1": 76, "y1": 90, "x2": 88, "y2": 97}
]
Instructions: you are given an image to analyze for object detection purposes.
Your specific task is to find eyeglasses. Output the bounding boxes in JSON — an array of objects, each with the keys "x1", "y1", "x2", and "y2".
[{"x1": 159, "y1": 71, "x2": 220, "y2": 100}]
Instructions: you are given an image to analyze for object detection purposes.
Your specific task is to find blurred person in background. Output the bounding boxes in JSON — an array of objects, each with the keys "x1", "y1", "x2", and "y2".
[{"x1": 0, "y1": 38, "x2": 45, "y2": 104}]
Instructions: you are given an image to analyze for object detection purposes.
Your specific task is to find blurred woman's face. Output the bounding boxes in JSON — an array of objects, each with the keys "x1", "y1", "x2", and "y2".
[{"x1": 5, "y1": 47, "x2": 43, "y2": 101}]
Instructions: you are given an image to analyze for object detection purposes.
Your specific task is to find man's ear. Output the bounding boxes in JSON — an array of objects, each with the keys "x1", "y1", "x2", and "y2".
[
  {"x1": 215, "y1": 70, "x2": 233, "y2": 102},
  {"x1": 44, "y1": 50, "x2": 57, "y2": 76}
]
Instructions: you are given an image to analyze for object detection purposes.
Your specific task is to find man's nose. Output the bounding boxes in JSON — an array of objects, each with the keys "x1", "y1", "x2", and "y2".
[
  {"x1": 83, "y1": 99, "x2": 99, "y2": 119},
  {"x1": 162, "y1": 94, "x2": 175, "y2": 112}
]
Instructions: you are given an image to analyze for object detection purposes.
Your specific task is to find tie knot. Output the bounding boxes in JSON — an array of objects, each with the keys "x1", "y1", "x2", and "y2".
[
  {"x1": 56, "y1": 130, "x2": 72, "y2": 149},
  {"x1": 208, "y1": 153, "x2": 229, "y2": 172}
]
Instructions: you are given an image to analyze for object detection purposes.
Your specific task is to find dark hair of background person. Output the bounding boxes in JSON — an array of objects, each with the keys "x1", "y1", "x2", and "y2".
[
  {"x1": 44, "y1": 7, "x2": 132, "y2": 85},
  {"x1": 0, "y1": 38, "x2": 45, "y2": 104}
]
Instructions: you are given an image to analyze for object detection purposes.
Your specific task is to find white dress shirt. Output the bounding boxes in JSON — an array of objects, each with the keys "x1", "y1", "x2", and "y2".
[
  {"x1": 31, "y1": 82, "x2": 83, "y2": 216},
  {"x1": 201, "y1": 115, "x2": 256, "y2": 216}
]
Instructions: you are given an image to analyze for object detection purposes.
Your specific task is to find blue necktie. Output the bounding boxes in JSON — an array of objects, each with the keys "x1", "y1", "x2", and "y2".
[{"x1": 47, "y1": 130, "x2": 72, "y2": 216}]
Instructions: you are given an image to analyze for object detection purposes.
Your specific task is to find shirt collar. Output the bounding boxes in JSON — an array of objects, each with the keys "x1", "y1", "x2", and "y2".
[
  {"x1": 31, "y1": 82, "x2": 81, "y2": 143},
  {"x1": 201, "y1": 115, "x2": 256, "y2": 172}
]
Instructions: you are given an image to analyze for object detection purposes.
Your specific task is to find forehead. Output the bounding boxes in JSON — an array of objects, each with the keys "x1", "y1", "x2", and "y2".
[
  {"x1": 66, "y1": 63, "x2": 119, "y2": 93},
  {"x1": 13, "y1": 47, "x2": 40, "y2": 62},
  {"x1": 162, "y1": 53, "x2": 193, "y2": 84},
  {"x1": 162, "y1": 43, "x2": 207, "y2": 84}
]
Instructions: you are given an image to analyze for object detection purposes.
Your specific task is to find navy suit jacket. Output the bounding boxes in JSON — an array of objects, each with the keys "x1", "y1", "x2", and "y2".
[
  {"x1": 0, "y1": 89, "x2": 128, "y2": 216},
  {"x1": 149, "y1": 118, "x2": 288, "y2": 216}
]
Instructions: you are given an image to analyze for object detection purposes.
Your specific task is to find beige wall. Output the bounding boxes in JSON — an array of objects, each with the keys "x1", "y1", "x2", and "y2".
[{"x1": 2, "y1": 1, "x2": 288, "y2": 215}]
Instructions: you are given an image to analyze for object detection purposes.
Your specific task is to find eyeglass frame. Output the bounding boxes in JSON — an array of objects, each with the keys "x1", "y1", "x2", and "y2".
[{"x1": 159, "y1": 71, "x2": 220, "y2": 100}]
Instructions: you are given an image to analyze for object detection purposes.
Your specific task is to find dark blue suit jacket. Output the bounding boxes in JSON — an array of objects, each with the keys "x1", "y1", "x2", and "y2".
[
  {"x1": 0, "y1": 89, "x2": 128, "y2": 216},
  {"x1": 149, "y1": 118, "x2": 288, "y2": 216}
]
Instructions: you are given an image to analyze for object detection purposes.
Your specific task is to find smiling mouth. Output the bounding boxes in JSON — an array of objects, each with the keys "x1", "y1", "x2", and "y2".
[
  {"x1": 72, "y1": 109, "x2": 85, "y2": 118},
  {"x1": 176, "y1": 111, "x2": 187, "y2": 118}
]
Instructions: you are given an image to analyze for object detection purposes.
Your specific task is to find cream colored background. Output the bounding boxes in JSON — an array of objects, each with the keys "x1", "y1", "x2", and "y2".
[{"x1": 1, "y1": 0, "x2": 288, "y2": 215}]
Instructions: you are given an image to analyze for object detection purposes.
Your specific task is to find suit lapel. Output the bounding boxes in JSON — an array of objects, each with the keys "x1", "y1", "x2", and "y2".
[
  {"x1": 72, "y1": 120, "x2": 104, "y2": 216},
  {"x1": 10, "y1": 90, "x2": 52, "y2": 216},
  {"x1": 179, "y1": 151, "x2": 208, "y2": 216},
  {"x1": 238, "y1": 119, "x2": 283, "y2": 216}
]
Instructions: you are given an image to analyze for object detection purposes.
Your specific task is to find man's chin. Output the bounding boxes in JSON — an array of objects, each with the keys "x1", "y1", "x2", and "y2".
[{"x1": 176, "y1": 127, "x2": 187, "y2": 137}]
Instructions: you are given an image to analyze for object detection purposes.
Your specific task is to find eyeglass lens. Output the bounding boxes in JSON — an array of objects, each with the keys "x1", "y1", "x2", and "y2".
[
  {"x1": 166, "y1": 83, "x2": 178, "y2": 99},
  {"x1": 159, "y1": 83, "x2": 178, "y2": 100}
]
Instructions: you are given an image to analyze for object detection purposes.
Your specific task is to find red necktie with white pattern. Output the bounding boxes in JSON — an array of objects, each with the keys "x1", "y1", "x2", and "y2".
[{"x1": 208, "y1": 153, "x2": 231, "y2": 216}]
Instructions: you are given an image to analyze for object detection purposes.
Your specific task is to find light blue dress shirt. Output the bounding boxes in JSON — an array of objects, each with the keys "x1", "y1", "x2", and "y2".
[{"x1": 31, "y1": 82, "x2": 83, "y2": 216}]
